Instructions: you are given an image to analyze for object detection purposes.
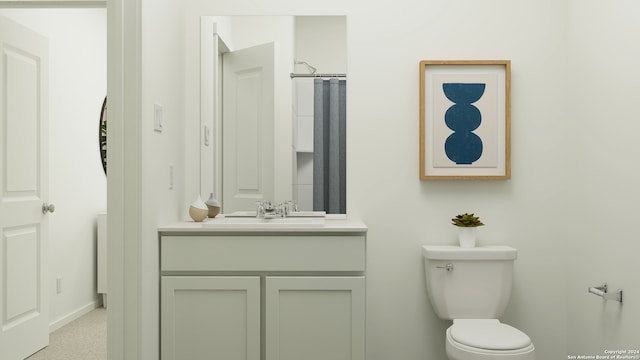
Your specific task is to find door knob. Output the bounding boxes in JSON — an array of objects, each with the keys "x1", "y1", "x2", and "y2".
[{"x1": 42, "y1": 203, "x2": 56, "y2": 214}]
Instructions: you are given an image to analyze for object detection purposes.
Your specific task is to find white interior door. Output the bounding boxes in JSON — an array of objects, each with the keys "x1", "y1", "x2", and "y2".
[
  {"x1": 0, "y1": 15, "x2": 50, "y2": 360},
  {"x1": 222, "y1": 42, "x2": 275, "y2": 213}
]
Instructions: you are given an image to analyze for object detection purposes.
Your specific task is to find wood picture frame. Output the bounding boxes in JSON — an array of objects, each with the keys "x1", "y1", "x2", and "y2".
[{"x1": 419, "y1": 60, "x2": 511, "y2": 180}]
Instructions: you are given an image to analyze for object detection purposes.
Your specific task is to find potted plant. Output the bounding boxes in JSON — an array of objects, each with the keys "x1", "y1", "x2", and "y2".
[{"x1": 451, "y1": 213, "x2": 484, "y2": 248}]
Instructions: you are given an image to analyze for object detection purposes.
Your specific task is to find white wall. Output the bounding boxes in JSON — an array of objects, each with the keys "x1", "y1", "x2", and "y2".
[
  {"x1": 347, "y1": 2, "x2": 568, "y2": 358},
  {"x1": 0, "y1": 8, "x2": 107, "y2": 328},
  {"x1": 126, "y1": 1, "x2": 640, "y2": 359},
  {"x1": 140, "y1": 0, "x2": 186, "y2": 358},
  {"x1": 566, "y1": 0, "x2": 640, "y2": 355},
  {"x1": 179, "y1": 0, "x2": 568, "y2": 359},
  {"x1": 294, "y1": 16, "x2": 346, "y2": 74}
]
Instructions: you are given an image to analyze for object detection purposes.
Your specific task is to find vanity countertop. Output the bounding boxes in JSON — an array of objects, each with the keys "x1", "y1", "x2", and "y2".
[{"x1": 158, "y1": 216, "x2": 367, "y2": 234}]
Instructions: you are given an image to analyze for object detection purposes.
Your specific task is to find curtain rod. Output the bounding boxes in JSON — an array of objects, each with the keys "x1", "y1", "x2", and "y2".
[{"x1": 290, "y1": 73, "x2": 347, "y2": 79}]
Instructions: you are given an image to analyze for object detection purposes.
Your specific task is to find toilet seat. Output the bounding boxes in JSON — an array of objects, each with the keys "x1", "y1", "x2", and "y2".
[
  {"x1": 450, "y1": 319, "x2": 531, "y2": 350},
  {"x1": 445, "y1": 320, "x2": 535, "y2": 360}
]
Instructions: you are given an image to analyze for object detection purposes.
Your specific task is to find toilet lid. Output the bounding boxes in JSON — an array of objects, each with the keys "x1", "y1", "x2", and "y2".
[{"x1": 449, "y1": 319, "x2": 532, "y2": 350}]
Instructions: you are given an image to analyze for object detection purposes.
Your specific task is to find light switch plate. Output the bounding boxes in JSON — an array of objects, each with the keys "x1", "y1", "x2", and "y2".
[{"x1": 154, "y1": 103, "x2": 163, "y2": 132}]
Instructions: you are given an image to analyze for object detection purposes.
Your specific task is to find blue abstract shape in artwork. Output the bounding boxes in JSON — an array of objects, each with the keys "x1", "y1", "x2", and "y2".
[{"x1": 442, "y1": 83, "x2": 486, "y2": 164}]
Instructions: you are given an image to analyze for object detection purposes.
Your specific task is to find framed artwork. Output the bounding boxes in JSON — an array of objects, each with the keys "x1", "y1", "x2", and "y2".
[{"x1": 419, "y1": 60, "x2": 511, "y2": 179}]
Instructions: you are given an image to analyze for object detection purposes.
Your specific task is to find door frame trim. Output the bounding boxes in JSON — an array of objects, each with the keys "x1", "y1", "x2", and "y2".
[
  {"x1": 107, "y1": 0, "x2": 142, "y2": 359},
  {"x1": 200, "y1": 17, "x2": 228, "y2": 205},
  {"x1": 0, "y1": 1, "x2": 106, "y2": 8}
]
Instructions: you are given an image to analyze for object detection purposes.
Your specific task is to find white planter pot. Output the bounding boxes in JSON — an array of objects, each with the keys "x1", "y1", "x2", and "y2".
[{"x1": 458, "y1": 227, "x2": 478, "y2": 248}]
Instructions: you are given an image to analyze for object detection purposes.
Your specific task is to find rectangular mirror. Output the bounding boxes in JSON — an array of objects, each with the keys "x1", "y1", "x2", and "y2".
[{"x1": 200, "y1": 15, "x2": 347, "y2": 214}]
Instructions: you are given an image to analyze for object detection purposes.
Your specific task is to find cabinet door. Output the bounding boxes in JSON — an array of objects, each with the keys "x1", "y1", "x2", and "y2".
[
  {"x1": 161, "y1": 276, "x2": 260, "y2": 360},
  {"x1": 265, "y1": 277, "x2": 365, "y2": 360}
]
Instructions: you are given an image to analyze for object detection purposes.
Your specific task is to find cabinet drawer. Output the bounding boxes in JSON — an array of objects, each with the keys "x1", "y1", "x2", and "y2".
[{"x1": 161, "y1": 234, "x2": 365, "y2": 272}]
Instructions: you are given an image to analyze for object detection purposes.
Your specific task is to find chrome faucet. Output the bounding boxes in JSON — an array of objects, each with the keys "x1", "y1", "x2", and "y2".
[
  {"x1": 255, "y1": 201, "x2": 274, "y2": 218},
  {"x1": 256, "y1": 200, "x2": 297, "y2": 218},
  {"x1": 278, "y1": 200, "x2": 298, "y2": 217}
]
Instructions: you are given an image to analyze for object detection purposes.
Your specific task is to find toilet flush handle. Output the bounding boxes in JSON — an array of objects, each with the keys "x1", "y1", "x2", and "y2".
[{"x1": 436, "y1": 263, "x2": 454, "y2": 272}]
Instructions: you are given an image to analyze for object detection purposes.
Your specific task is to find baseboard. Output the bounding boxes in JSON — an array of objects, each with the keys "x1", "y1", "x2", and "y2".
[{"x1": 49, "y1": 300, "x2": 101, "y2": 333}]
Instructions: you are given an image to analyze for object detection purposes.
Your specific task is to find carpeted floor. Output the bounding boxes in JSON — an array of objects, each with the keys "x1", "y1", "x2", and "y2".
[{"x1": 26, "y1": 308, "x2": 106, "y2": 360}]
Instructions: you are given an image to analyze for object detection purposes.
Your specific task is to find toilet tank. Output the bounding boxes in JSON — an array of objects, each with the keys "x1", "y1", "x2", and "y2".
[{"x1": 422, "y1": 245, "x2": 517, "y2": 320}]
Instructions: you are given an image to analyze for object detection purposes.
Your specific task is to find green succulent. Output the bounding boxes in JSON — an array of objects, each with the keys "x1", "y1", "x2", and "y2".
[{"x1": 451, "y1": 213, "x2": 485, "y2": 227}]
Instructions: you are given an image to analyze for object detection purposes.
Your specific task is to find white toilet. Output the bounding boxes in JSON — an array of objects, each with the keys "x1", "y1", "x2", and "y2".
[{"x1": 422, "y1": 245, "x2": 535, "y2": 360}]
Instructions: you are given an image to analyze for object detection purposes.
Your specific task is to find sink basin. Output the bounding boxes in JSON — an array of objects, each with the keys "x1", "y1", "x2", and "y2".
[
  {"x1": 225, "y1": 211, "x2": 257, "y2": 217},
  {"x1": 225, "y1": 210, "x2": 326, "y2": 218},
  {"x1": 202, "y1": 216, "x2": 325, "y2": 228},
  {"x1": 288, "y1": 211, "x2": 326, "y2": 218}
]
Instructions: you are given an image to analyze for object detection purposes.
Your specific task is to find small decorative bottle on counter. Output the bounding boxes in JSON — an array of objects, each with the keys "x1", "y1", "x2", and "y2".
[
  {"x1": 205, "y1": 193, "x2": 221, "y2": 218},
  {"x1": 188, "y1": 195, "x2": 208, "y2": 222}
]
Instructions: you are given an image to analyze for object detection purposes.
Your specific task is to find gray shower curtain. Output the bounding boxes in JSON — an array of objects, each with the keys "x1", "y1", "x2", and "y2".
[{"x1": 313, "y1": 78, "x2": 346, "y2": 214}]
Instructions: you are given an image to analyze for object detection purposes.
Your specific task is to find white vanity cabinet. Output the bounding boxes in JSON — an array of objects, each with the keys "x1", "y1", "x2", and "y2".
[{"x1": 159, "y1": 220, "x2": 367, "y2": 360}]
